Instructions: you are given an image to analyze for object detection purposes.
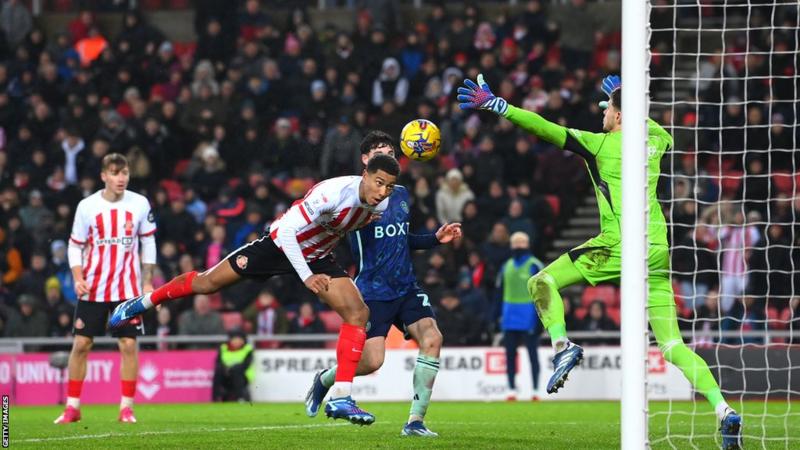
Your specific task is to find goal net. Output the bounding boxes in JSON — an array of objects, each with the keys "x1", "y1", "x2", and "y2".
[{"x1": 648, "y1": 0, "x2": 799, "y2": 448}]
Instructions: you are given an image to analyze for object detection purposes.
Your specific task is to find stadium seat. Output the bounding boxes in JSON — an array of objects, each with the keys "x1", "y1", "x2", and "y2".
[
  {"x1": 719, "y1": 170, "x2": 743, "y2": 197},
  {"x1": 574, "y1": 307, "x2": 587, "y2": 321},
  {"x1": 141, "y1": 0, "x2": 162, "y2": 9},
  {"x1": 221, "y1": 312, "x2": 243, "y2": 331},
  {"x1": 385, "y1": 326, "x2": 418, "y2": 350},
  {"x1": 208, "y1": 293, "x2": 223, "y2": 310},
  {"x1": 607, "y1": 307, "x2": 621, "y2": 326},
  {"x1": 779, "y1": 308, "x2": 794, "y2": 328},
  {"x1": 318, "y1": 311, "x2": 343, "y2": 333},
  {"x1": 581, "y1": 285, "x2": 619, "y2": 308},
  {"x1": 169, "y1": 0, "x2": 191, "y2": 9},
  {"x1": 772, "y1": 172, "x2": 794, "y2": 195},
  {"x1": 544, "y1": 194, "x2": 561, "y2": 218},
  {"x1": 766, "y1": 307, "x2": 781, "y2": 329},
  {"x1": 172, "y1": 159, "x2": 191, "y2": 178},
  {"x1": 173, "y1": 42, "x2": 197, "y2": 58},
  {"x1": 160, "y1": 179, "x2": 184, "y2": 201}
]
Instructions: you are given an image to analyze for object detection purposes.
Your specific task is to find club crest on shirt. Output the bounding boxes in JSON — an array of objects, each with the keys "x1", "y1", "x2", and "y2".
[
  {"x1": 400, "y1": 201, "x2": 409, "y2": 214},
  {"x1": 147, "y1": 211, "x2": 155, "y2": 223},
  {"x1": 236, "y1": 255, "x2": 249, "y2": 270},
  {"x1": 124, "y1": 220, "x2": 134, "y2": 233}
]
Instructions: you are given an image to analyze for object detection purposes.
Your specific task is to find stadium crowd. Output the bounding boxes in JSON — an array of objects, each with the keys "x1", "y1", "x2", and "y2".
[{"x1": 0, "y1": 0, "x2": 796, "y2": 347}]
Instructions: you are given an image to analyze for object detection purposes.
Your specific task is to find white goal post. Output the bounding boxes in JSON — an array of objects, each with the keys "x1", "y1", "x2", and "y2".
[{"x1": 620, "y1": 0, "x2": 650, "y2": 448}]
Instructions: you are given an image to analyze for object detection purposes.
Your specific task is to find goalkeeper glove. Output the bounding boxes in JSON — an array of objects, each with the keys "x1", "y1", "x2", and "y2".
[
  {"x1": 601, "y1": 74, "x2": 621, "y2": 97},
  {"x1": 457, "y1": 74, "x2": 509, "y2": 116}
]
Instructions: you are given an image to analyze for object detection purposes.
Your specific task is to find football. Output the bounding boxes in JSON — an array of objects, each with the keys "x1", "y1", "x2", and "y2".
[{"x1": 399, "y1": 119, "x2": 441, "y2": 162}]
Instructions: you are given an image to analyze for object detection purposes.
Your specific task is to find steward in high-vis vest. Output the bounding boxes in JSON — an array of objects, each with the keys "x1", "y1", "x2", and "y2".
[
  {"x1": 496, "y1": 232, "x2": 543, "y2": 401},
  {"x1": 213, "y1": 329, "x2": 254, "y2": 402}
]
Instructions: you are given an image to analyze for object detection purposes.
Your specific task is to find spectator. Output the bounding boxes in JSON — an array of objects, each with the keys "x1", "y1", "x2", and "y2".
[
  {"x1": 15, "y1": 251, "x2": 49, "y2": 297},
  {"x1": 502, "y1": 199, "x2": 536, "y2": 244},
  {"x1": 0, "y1": 0, "x2": 32, "y2": 49},
  {"x1": 75, "y1": 27, "x2": 108, "y2": 68},
  {"x1": 155, "y1": 306, "x2": 176, "y2": 351},
  {"x1": 178, "y1": 295, "x2": 225, "y2": 338},
  {"x1": 577, "y1": 300, "x2": 618, "y2": 345},
  {"x1": 372, "y1": 57, "x2": 409, "y2": 107},
  {"x1": 50, "y1": 304, "x2": 73, "y2": 338},
  {"x1": 191, "y1": 146, "x2": 227, "y2": 202},
  {"x1": 562, "y1": 296, "x2": 579, "y2": 331},
  {"x1": 436, "y1": 291, "x2": 483, "y2": 346},
  {"x1": 0, "y1": 227, "x2": 23, "y2": 288},
  {"x1": 159, "y1": 196, "x2": 197, "y2": 246},
  {"x1": 4, "y1": 294, "x2": 48, "y2": 338},
  {"x1": 243, "y1": 288, "x2": 289, "y2": 347},
  {"x1": 723, "y1": 295, "x2": 766, "y2": 345},
  {"x1": 436, "y1": 169, "x2": 474, "y2": 224},
  {"x1": 718, "y1": 210, "x2": 760, "y2": 313},
  {"x1": 692, "y1": 289, "x2": 722, "y2": 347},
  {"x1": 19, "y1": 190, "x2": 54, "y2": 242},
  {"x1": 212, "y1": 329, "x2": 254, "y2": 402},
  {"x1": 497, "y1": 231, "x2": 544, "y2": 400},
  {"x1": 320, "y1": 114, "x2": 362, "y2": 178},
  {"x1": 288, "y1": 302, "x2": 326, "y2": 348}
]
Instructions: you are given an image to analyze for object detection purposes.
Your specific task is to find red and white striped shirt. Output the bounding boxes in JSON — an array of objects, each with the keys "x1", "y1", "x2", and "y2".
[
  {"x1": 719, "y1": 224, "x2": 760, "y2": 277},
  {"x1": 70, "y1": 190, "x2": 156, "y2": 302},
  {"x1": 269, "y1": 176, "x2": 389, "y2": 281}
]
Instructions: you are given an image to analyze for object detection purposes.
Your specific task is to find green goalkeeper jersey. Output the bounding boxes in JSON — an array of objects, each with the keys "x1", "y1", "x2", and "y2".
[{"x1": 505, "y1": 105, "x2": 673, "y2": 247}]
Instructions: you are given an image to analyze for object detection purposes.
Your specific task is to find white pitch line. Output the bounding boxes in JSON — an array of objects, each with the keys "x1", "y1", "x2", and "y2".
[
  {"x1": 20, "y1": 422, "x2": 349, "y2": 443},
  {"x1": 21, "y1": 420, "x2": 588, "y2": 443}
]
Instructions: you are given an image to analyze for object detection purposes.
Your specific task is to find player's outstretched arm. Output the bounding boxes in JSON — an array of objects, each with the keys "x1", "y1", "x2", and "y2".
[{"x1": 457, "y1": 74, "x2": 568, "y2": 148}]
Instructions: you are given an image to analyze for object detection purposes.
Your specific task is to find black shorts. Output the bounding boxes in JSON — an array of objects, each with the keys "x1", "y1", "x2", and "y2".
[
  {"x1": 227, "y1": 236, "x2": 348, "y2": 281},
  {"x1": 74, "y1": 300, "x2": 144, "y2": 338},
  {"x1": 366, "y1": 287, "x2": 436, "y2": 339}
]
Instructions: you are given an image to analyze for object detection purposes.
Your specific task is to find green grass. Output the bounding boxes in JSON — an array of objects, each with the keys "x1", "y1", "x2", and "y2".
[{"x1": 9, "y1": 401, "x2": 798, "y2": 449}]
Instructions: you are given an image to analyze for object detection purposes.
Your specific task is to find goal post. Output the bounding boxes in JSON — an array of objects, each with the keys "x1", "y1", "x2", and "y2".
[{"x1": 620, "y1": 0, "x2": 651, "y2": 448}]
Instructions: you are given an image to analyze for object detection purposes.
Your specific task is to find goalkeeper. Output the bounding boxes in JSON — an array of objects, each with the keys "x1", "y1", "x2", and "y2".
[{"x1": 458, "y1": 74, "x2": 742, "y2": 449}]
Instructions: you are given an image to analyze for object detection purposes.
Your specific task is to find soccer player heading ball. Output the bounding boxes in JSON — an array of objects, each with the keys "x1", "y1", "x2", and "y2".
[
  {"x1": 110, "y1": 152, "x2": 402, "y2": 425},
  {"x1": 305, "y1": 131, "x2": 462, "y2": 437},
  {"x1": 458, "y1": 74, "x2": 743, "y2": 449}
]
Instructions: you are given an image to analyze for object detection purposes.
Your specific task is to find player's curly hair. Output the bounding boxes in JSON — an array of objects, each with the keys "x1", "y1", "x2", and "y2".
[
  {"x1": 360, "y1": 130, "x2": 397, "y2": 156},
  {"x1": 366, "y1": 153, "x2": 400, "y2": 176}
]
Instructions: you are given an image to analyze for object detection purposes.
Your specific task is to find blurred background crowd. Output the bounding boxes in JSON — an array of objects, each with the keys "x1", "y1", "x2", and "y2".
[{"x1": 0, "y1": 0, "x2": 797, "y2": 347}]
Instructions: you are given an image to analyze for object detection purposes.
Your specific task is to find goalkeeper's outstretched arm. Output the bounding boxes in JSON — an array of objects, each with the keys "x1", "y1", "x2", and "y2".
[
  {"x1": 504, "y1": 105, "x2": 568, "y2": 149},
  {"x1": 457, "y1": 74, "x2": 569, "y2": 149}
]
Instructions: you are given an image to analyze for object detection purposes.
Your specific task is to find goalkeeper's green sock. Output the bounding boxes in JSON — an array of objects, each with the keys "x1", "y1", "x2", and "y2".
[
  {"x1": 409, "y1": 355, "x2": 440, "y2": 423},
  {"x1": 528, "y1": 274, "x2": 568, "y2": 352},
  {"x1": 649, "y1": 305, "x2": 731, "y2": 419},
  {"x1": 527, "y1": 254, "x2": 585, "y2": 352},
  {"x1": 320, "y1": 365, "x2": 336, "y2": 388}
]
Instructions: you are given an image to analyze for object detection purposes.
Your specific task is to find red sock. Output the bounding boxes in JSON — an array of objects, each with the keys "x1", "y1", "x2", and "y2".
[
  {"x1": 67, "y1": 379, "x2": 83, "y2": 398},
  {"x1": 334, "y1": 323, "x2": 366, "y2": 382},
  {"x1": 151, "y1": 271, "x2": 197, "y2": 305},
  {"x1": 121, "y1": 379, "x2": 136, "y2": 398}
]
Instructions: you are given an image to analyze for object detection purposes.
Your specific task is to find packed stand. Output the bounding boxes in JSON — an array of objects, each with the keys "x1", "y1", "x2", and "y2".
[
  {"x1": 650, "y1": 1, "x2": 800, "y2": 344},
  {"x1": 0, "y1": 0, "x2": 636, "y2": 345}
]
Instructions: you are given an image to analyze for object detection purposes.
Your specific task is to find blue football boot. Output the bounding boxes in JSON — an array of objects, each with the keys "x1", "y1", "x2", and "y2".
[
  {"x1": 304, "y1": 370, "x2": 330, "y2": 418},
  {"x1": 546, "y1": 342, "x2": 584, "y2": 394},
  {"x1": 324, "y1": 396, "x2": 375, "y2": 426},
  {"x1": 720, "y1": 410, "x2": 743, "y2": 450},
  {"x1": 109, "y1": 294, "x2": 150, "y2": 328}
]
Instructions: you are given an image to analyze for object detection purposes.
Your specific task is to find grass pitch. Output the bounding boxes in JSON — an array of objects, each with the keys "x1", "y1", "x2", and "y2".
[{"x1": 10, "y1": 401, "x2": 797, "y2": 449}]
